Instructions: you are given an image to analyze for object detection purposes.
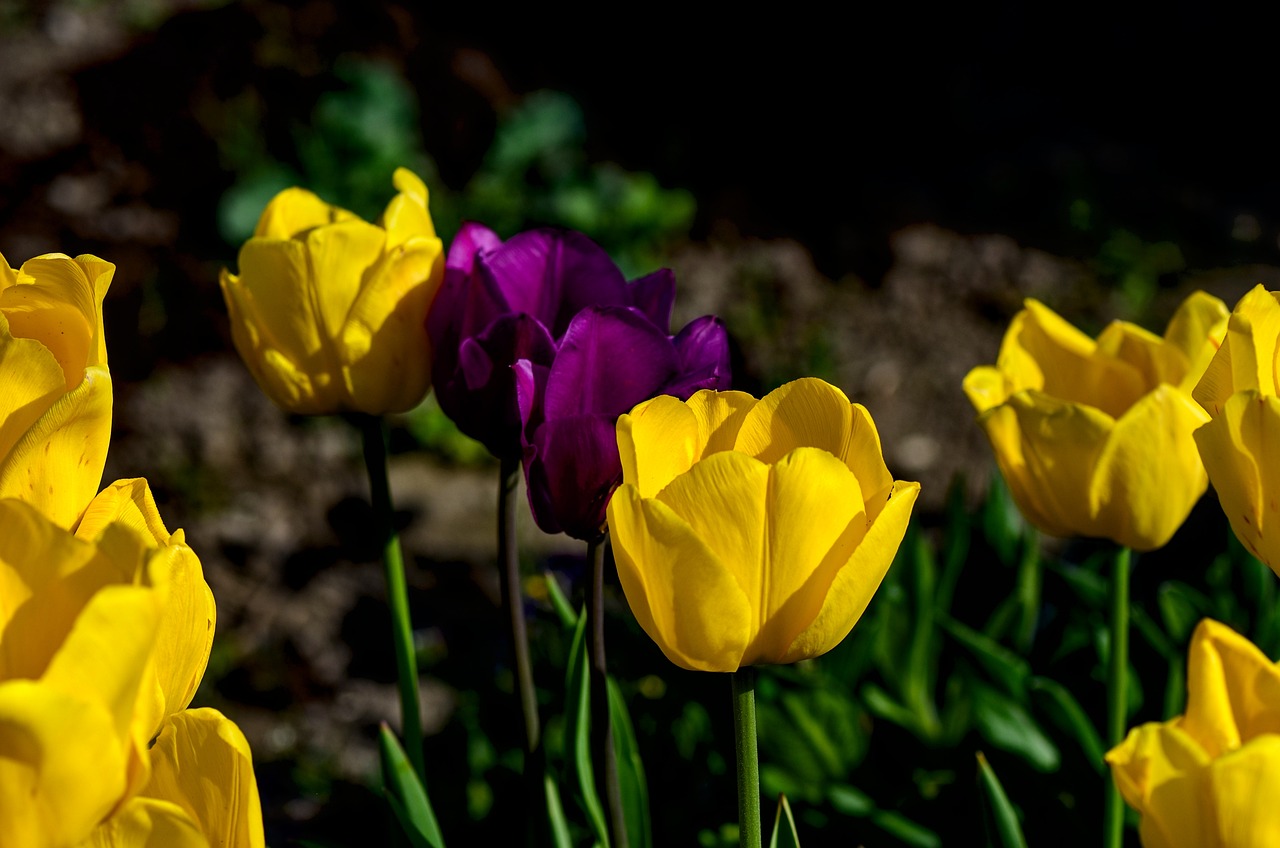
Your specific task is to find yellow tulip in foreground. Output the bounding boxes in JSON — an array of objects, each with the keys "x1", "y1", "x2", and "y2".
[
  {"x1": 0, "y1": 480, "x2": 263, "y2": 848},
  {"x1": 963, "y1": 292, "x2": 1228, "y2": 550},
  {"x1": 1107, "y1": 619, "x2": 1280, "y2": 847},
  {"x1": 1191, "y1": 285, "x2": 1280, "y2": 575},
  {"x1": 0, "y1": 250, "x2": 113, "y2": 528},
  {"x1": 220, "y1": 168, "x2": 445, "y2": 414},
  {"x1": 606, "y1": 378, "x2": 919, "y2": 672}
]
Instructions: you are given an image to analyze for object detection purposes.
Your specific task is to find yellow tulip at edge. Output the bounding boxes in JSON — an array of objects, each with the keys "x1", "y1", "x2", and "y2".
[
  {"x1": 606, "y1": 377, "x2": 919, "y2": 673},
  {"x1": 1107, "y1": 619, "x2": 1280, "y2": 847},
  {"x1": 0, "y1": 251, "x2": 113, "y2": 529},
  {"x1": 963, "y1": 292, "x2": 1229, "y2": 551},
  {"x1": 0, "y1": 480, "x2": 264, "y2": 848},
  {"x1": 1191, "y1": 284, "x2": 1280, "y2": 576},
  {"x1": 220, "y1": 168, "x2": 446, "y2": 415}
]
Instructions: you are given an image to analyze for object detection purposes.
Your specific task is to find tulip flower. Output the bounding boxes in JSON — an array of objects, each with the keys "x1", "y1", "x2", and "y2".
[
  {"x1": 1107, "y1": 619, "x2": 1280, "y2": 847},
  {"x1": 0, "y1": 481, "x2": 263, "y2": 848},
  {"x1": 428, "y1": 225, "x2": 730, "y2": 473},
  {"x1": 220, "y1": 168, "x2": 445, "y2": 415},
  {"x1": 963, "y1": 292, "x2": 1228, "y2": 551},
  {"x1": 605, "y1": 377, "x2": 919, "y2": 672},
  {"x1": 1191, "y1": 285, "x2": 1280, "y2": 576},
  {"x1": 0, "y1": 250, "x2": 113, "y2": 529}
]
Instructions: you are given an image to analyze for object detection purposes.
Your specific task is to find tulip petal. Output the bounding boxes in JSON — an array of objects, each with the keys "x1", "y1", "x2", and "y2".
[
  {"x1": 733, "y1": 377, "x2": 853, "y2": 463},
  {"x1": 0, "y1": 498, "x2": 97, "y2": 638},
  {"x1": 1180, "y1": 619, "x2": 1280, "y2": 759},
  {"x1": 0, "y1": 364, "x2": 112, "y2": 529},
  {"x1": 1096, "y1": 320, "x2": 1187, "y2": 393},
  {"x1": 143, "y1": 709, "x2": 266, "y2": 848},
  {"x1": 626, "y1": 268, "x2": 676, "y2": 330},
  {"x1": 616, "y1": 396, "x2": 701, "y2": 499},
  {"x1": 0, "y1": 271, "x2": 94, "y2": 391},
  {"x1": 1105, "y1": 721, "x2": 1212, "y2": 848},
  {"x1": 963, "y1": 365, "x2": 1011, "y2": 414},
  {"x1": 381, "y1": 168, "x2": 436, "y2": 249},
  {"x1": 607, "y1": 485, "x2": 752, "y2": 671},
  {"x1": 84, "y1": 797, "x2": 209, "y2": 848},
  {"x1": 1090, "y1": 385, "x2": 1209, "y2": 550},
  {"x1": 744, "y1": 447, "x2": 866, "y2": 664},
  {"x1": 252, "y1": 187, "x2": 355, "y2": 240},
  {"x1": 783, "y1": 480, "x2": 919, "y2": 663},
  {"x1": 1194, "y1": 391, "x2": 1280, "y2": 571},
  {"x1": 0, "y1": 324, "x2": 66, "y2": 467},
  {"x1": 846, "y1": 403, "x2": 895, "y2": 523},
  {"x1": 1231, "y1": 286, "x2": 1280, "y2": 395},
  {"x1": 1206, "y1": 734, "x2": 1280, "y2": 846},
  {"x1": 304, "y1": 219, "x2": 386, "y2": 348},
  {"x1": 523, "y1": 413, "x2": 620, "y2": 539},
  {"x1": 1164, "y1": 290, "x2": 1229, "y2": 392},
  {"x1": 665, "y1": 315, "x2": 732, "y2": 398},
  {"x1": 233, "y1": 238, "x2": 326, "y2": 370},
  {"x1": 0, "y1": 680, "x2": 127, "y2": 848}
]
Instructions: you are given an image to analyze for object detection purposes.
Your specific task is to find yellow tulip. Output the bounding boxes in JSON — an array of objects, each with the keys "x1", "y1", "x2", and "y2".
[
  {"x1": 0, "y1": 251, "x2": 113, "y2": 528},
  {"x1": 0, "y1": 482, "x2": 261, "y2": 848},
  {"x1": 1107, "y1": 619, "x2": 1280, "y2": 847},
  {"x1": 606, "y1": 377, "x2": 919, "y2": 672},
  {"x1": 220, "y1": 168, "x2": 446, "y2": 415},
  {"x1": 963, "y1": 292, "x2": 1228, "y2": 550},
  {"x1": 1190, "y1": 285, "x2": 1280, "y2": 575}
]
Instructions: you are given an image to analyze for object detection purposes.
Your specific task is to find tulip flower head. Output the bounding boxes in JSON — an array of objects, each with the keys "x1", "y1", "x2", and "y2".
[
  {"x1": 429, "y1": 225, "x2": 731, "y2": 539},
  {"x1": 0, "y1": 251, "x2": 113, "y2": 529},
  {"x1": 606, "y1": 378, "x2": 919, "y2": 672},
  {"x1": 0, "y1": 481, "x2": 263, "y2": 848},
  {"x1": 963, "y1": 292, "x2": 1228, "y2": 550},
  {"x1": 220, "y1": 168, "x2": 445, "y2": 415},
  {"x1": 1191, "y1": 284, "x2": 1280, "y2": 575},
  {"x1": 1107, "y1": 619, "x2": 1280, "y2": 847}
]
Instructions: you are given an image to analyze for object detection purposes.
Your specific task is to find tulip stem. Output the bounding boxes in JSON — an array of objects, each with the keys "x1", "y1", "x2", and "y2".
[
  {"x1": 1104, "y1": 545, "x2": 1131, "y2": 848},
  {"x1": 732, "y1": 667, "x2": 761, "y2": 848},
  {"x1": 589, "y1": 532, "x2": 627, "y2": 848},
  {"x1": 499, "y1": 459, "x2": 541, "y2": 756},
  {"x1": 358, "y1": 414, "x2": 426, "y2": 781}
]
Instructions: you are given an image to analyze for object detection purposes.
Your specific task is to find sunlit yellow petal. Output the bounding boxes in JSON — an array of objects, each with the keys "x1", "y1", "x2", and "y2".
[
  {"x1": 607, "y1": 485, "x2": 752, "y2": 672},
  {"x1": 845, "y1": 403, "x2": 894, "y2": 522},
  {"x1": 685, "y1": 389, "x2": 756, "y2": 457},
  {"x1": 1095, "y1": 320, "x2": 1186, "y2": 392},
  {"x1": 235, "y1": 238, "x2": 326, "y2": 369},
  {"x1": 1165, "y1": 290, "x2": 1230, "y2": 393},
  {"x1": 783, "y1": 480, "x2": 919, "y2": 663},
  {"x1": 1205, "y1": 734, "x2": 1280, "y2": 846},
  {"x1": 0, "y1": 326, "x2": 66, "y2": 477},
  {"x1": 1105, "y1": 721, "x2": 1212, "y2": 848},
  {"x1": 1180, "y1": 619, "x2": 1280, "y2": 759},
  {"x1": 305, "y1": 218, "x2": 385, "y2": 344},
  {"x1": 733, "y1": 377, "x2": 852, "y2": 463},
  {"x1": 382, "y1": 168, "x2": 436, "y2": 248},
  {"x1": 974, "y1": 404, "x2": 1070, "y2": 538},
  {"x1": 1, "y1": 275, "x2": 94, "y2": 391},
  {"x1": 618, "y1": 396, "x2": 701, "y2": 498},
  {"x1": 1225, "y1": 285, "x2": 1280, "y2": 395},
  {"x1": 962, "y1": 365, "x2": 1011, "y2": 415},
  {"x1": 252, "y1": 187, "x2": 351, "y2": 240},
  {"x1": 83, "y1": 797, "x2": 209, "y2": 848}
]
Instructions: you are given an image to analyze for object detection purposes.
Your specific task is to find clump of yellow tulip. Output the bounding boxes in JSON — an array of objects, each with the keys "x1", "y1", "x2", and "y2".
[
  {"x1": 607, "y1": 377, "x2": 919, "y2": 672},
  {"x1": 964, "y1": 292, "x2": 1228, "y2": 550},
  {"x1": 1107, "y1": 619, "x2": 1280, "y2": 847},
  {"x1": 219, "y1": 168, "x2": 445, "y2": 415}
]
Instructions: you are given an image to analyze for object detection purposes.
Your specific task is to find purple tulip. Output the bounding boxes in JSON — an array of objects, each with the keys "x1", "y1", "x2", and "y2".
[{"x1": 428, "y1": 224, "x2": 731, "y2": 539}]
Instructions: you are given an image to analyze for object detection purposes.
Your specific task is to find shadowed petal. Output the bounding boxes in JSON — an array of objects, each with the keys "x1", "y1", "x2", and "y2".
[
  {"x1": 733, "y1": 377, "x2": 852, "y2": 464},
  {"x1": 625, "y1": 269, "x2": 675, "y2": 330},
  {"x1": 665, "y1": 315, "x2": 731, "y2": 398},
  {"x1": 686, "y1": 389, "x2": 756, "y2": 457},
  {"x1": 616, "y1": 396, "x2": 701, "y2": 499},
  {"x1": 523, "y1": 414, "x2": 621, "y2": 539},
  {"x1": 85, "y1": 797, "x2": 208, "y2": 848}
]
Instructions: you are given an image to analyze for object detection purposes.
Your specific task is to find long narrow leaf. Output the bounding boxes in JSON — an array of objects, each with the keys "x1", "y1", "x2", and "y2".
[
  {"x1": 379, "y1": 724, "x2": 445, "y2": 848},
  {"x1": 976, "y1": 752, "x2": 1028, "y2": 848},
  {"x1": 607, "y1": 677, "x2": 652, "y2": 848},
  {"x1": 768, "y1": 794, "x2": 801, "y2": 848},
  {"x1": 545, "y1": 569, "x2": 579, "y2": 631},
  {"x1": 545, "y1": 772, "x2": 574, "y2": 848},
  {"x1": 1028, "y1": 676, "x2": 1106, "y2": 772},
  {"x1": 565, "y1": 607, "x2": 609, "y2": 845}
]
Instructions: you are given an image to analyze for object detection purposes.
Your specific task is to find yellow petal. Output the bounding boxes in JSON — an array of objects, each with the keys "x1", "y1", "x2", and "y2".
[
  {"x1": 339, "y1": 235, "x2": 443, "y2": 413},
  {"x1": 783, "y1": 480, "x2": 919, "y2": 663},
  {"x1": 0, "y1": 364, "x2": 112, "y2": 529},
  {"x1": 743, "y1": 447, "x2": 866, "y2": 665},
  {"x1": 1193, "y1": 391, "x2": 1280, "y2": 572},
  {"x1": 0, "y1": 251, "x2": 16, "y2": 289},
  {"x1": 83, "y1": 797, "x2": 209, "y2": 848},
  {"x1": 1205, "y1": 734, "x2": 1280, "y2": 846},
  {"x1": 252, "y1": 186, "x2": 353, "y2": 240},
  {"x1": 234, "y1": 238, "x2": 325, "y2": 366},
  {"x1": 962, "y1": 365, "x2": 1011, "y2": 415},
  {"x1": 0, "y1": 498, "x2": 97, "y2": 639},
  {"x1": 76, "y1": 478, "x2": 173, "y2": 544},
  {"x1": 0, "y1": 328, "x2": 67, "y2": 484},
  {"x1": 0, "y1": 680, "x2": 127, "y2": 848},
  {"x1": 0, "y1": 272, "x2": 94, "y2": 391},
  {"x1": 382, "y1": 168, "x2": 436, "y2": 248},
  {"x1": 845, "y1": 403, "x2": 894, "y2": 522},
  {"x1": 1104, "y1": 721, "x2": 1212, "y2": 848},
  {"x1": 304, "y1": 218, "x2": 385, "y2": 344},
  {"x1": 974, "y1": 404, "x2": 1069, "y2": 537},
  {"x1": 685, "y1": 389, "x2": 756, "y2": 457},
  {"x1": 1090, "y1": 385, "x2": 1209, "y2": 550},
  {"x1": 1164, "y1": 290, "x2": 1230, "y2": 392},
  {"x1": 733, "y1": 377, "x2": 852, "y2": 463},
  {"x1": 1229, "y1": 285, "x2": 1280, "y2": 396},
  {"x1": 607, "y1": 484, "x2": 752, "y2": 672},
  {"x1": 1180, "y1": 619, "x2": 1280, "y2": 759},
  {"x1": 142, "y1": 709, "x2": 265, "y2": 848},
  {"x1": 617, "y1": 396, "x2": 701, "y2": 498}
]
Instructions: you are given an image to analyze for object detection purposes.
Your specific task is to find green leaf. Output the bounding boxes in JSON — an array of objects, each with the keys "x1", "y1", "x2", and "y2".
[
  {"x1": 1013, "y1": 534, "x2": 1041, "y2": 654},
  {"x1": 971, "y1": 683, "x2": 1059, "y2": 772},
  {"x1": 1028, "y1": 676, "x2": 1105, "y2": 772},
  {"x1": 545, "y1": 772, "x2": 574, "y2": 848},
  {"x1": 976, "y1": 752, "x2": 1028, "y2": 848},
  {"x1": 608, "y1": 678, "x2": 652, "y2": 848},
  {"x1": 936, "y1": 478, "x2": 972, "y2": 615},
  {"x1": 768, "y1": 794, "x2": 801, "y2": 848},
  {"x1": 938, "y1": 614, "x2": 1030, "y2": 697},
  {"x1": 379, "y1": 724, "x2": 445, "y2": 848},
  {"x1": 869, "y1": 810, "x2": 942, "y2": 848},
  {"x1": 1158, "y1": 582, "x2": 1206, "y2": 645},
  {"x1": 565, "y1": 607, "x2": 609, "y2": 845},
  {"x1": 544, "y1": 569, "x2": 579, "y2": 631}
]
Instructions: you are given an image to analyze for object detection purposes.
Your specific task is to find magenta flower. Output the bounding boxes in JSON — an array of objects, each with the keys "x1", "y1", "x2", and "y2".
[{"x1": 428, "y1": 224, "x2": 730, "y2": 539}]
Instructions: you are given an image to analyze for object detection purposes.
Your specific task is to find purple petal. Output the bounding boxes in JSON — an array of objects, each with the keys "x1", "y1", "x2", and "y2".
[
  {"x1": 480, "y1": 229, "x2": 629, "y2": 336},
  {"x1": 435, "y1": 313, "x2": 556, "y2": 460},
  {"x1": 446, "y1": 221, "x2": 503, "y2": 275},
  {"x1": 428, "y1": 225, "x2": 511, "y2": 382},
  {"x1": 513, "y1": 358, "x2": 551, "y2": 434},
  {"x1": 542, "y1": 306, "x2": 679, "y2": 420},
  {"x1": 522, "y1": 413, "x2": 622, "y2": 540},
  {"x1": 626, "y1": 269, "x2": 676, "y2": 331},
  {"x1": 664, "y1": 315, "x2": 733, "y2": 398}
]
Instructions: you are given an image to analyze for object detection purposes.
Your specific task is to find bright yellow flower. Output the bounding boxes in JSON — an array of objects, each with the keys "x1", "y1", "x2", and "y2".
[
  {"x1": 0, "y1": 251, "x2": 113, "y2": 528},
  {"x1": 1190, "y1": 285, "x2": 1280, "y2": 575},
  {"x1": 0, "y1": 481, "x2": 262, "y2": 848},
  {"x1": 220, "y1": 168, "x2": 445, "y2": 415},
  {"x1": 963, "y1": 293, "x2": 1228, "y2": 550},
  {"x1": 1107, "y1": 619, "x2": 1280, "y2": 847},
  {"x1": 606, "y1": 378, "x2": 919, "y2": 673}
]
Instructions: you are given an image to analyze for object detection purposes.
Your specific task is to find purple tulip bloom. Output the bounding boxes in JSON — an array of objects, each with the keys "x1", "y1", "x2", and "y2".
[{"x1": 428, "y1": 224, "x2": 731, "y2": 539}]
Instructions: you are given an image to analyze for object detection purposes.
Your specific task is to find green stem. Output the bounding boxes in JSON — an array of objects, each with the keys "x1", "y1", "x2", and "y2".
[
  {"x1": 499, "y1": 458, "x2": 541, "y2": 755},
  {"x1": 358, "y1": 415, "x2": 425, "y2": 781},
  {"x1": 1104, "y1": 546, "x2": 1131, "y2": 848},
  {"x1": 732, "y1": 667, "x2": 761, "y2": 848},
  {"x1": 589, "y1": 532, "x2": 627, "y2": 848}
]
